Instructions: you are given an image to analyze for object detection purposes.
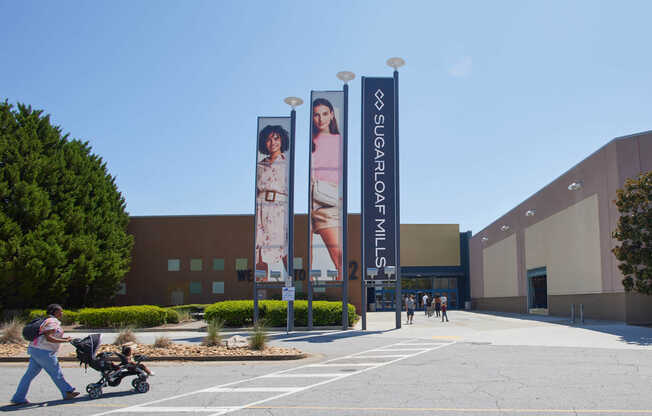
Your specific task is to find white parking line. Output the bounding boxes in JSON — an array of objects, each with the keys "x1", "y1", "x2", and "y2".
[
  {"x1": 203, "y1": 387, "x2": 302, "y2": 393},
  {"x1": 354, "y1": 354, "x2": 409, "y2": 358},
  {"x1": 122, "y1": 407, "x2": 237, "y2": 413},
  {"x1": 371, "y1": 348, "x2": 429, "y2": 351},
  {"x1": 259, "y1": 373, "x2": 345, "y2": 378},
  {"x1": 307, "y1": 363, "x2": 378, "y2": 367},
  {"x1": 91, "y1": 339, "x2": 455, "y2": 416}
]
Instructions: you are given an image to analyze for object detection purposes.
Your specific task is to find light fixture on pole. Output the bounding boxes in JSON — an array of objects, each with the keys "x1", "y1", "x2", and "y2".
[
  {"x1": 525, "y1": 209, "x2": 536, "y2": 217},
  {"x1": 568, "y1": 181, "x2": 583, "y2": 191},
  {"x1": 336, "y1": 71, "x2": 355, "y2": 84},
  {"x1": 386, "y1": 57, "x2": 406, "y2": 70},
  {"x1": 284, "y1": 97, "x2": 303, "y2": 109}
]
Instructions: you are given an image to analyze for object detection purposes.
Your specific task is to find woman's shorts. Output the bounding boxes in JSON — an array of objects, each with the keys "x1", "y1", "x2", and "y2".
[
  {"x1": 312, "y1": 206, "x2": 340, "y2": 232},
  {"x1": 407, "y1": 309, "x2": 414, "y2": 316}
]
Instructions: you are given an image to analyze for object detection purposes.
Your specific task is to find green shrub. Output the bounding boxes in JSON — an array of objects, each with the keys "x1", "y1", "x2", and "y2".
[
  {"x1": 204, "y1": 300, "x2": 356, "y2": 327},
  {"x1": 27, "y1": 309, "x2": 78, "y2": 325},
  {"x1": 165, "y1": 308, "x2": 179, "y2": 324},
  {"x1": 77, "y1": 306, "x2": 168, "y2": 328}
]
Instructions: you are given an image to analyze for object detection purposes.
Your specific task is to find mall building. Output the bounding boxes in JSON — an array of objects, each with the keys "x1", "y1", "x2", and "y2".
[
  {"x1": 116, "y1": 214, "x2": 471, "y2": 314},
  {"x1": 470, "y1": 130, "x2": 652, "y2": 324},
  {"x1": 116, "y1": 130, "x2": 652, "y2": 324}
]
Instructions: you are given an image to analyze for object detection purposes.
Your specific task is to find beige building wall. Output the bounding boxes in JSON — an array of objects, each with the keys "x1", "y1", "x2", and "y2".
[
  {"x1": 483, "y1": 234, "x2": 518, "y2": 298},
  {"x1": 400, "y1": 224, "x2": 460, "y2": 267},
  {"x1": 525, "y1": 194, "x2": 602, "y2": 295}
]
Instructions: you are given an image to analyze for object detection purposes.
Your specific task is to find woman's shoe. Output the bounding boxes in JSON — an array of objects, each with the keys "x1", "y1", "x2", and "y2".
[{"x1": 64, "y1": 391, "x2": 80, "y2": 400}]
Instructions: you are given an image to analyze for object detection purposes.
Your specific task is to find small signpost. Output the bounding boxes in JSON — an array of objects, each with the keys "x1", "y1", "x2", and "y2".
[{"x1": 282, "y1": 286, "x2": 296, "y2": 301}]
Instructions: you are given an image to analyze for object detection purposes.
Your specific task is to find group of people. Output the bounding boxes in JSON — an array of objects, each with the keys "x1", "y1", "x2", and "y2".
[{"x1": 404, "y1": 293, "x2": 449, "y2": 324}]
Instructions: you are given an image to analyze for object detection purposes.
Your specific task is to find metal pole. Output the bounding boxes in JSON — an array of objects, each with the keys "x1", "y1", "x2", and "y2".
[
  {"x1": 308, "y1": 273, "x2": 313, "y2": 329},
  {"x1": 580, "y1": 304, "x2": 584, "y2": 324},
  {"x1": 394, "y1": 69, "x2": 402, "y2": 330},
  {"x1": 360, "y1": 77, "x2": 367, "y2": 331},
  {"x1": 570, "y1": 304, "x2": 575, "y2": 324},
  {"x1": 342, "y1": 83, "x2": 349, "y2": 330},
  {"x1": 254, "y1": 281, "x2": 258, "y2": 324},
  {"x1": 287, "y1": 108, "x2": 296, "y2": 333}
]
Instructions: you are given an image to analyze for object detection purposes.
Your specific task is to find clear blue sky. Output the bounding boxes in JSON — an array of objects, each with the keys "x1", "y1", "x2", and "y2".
[{"x1": 2, "y1": 1, "x2": 651, "y2": 234}]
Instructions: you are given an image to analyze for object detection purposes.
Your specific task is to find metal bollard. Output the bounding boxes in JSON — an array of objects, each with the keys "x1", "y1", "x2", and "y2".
[
  {"x1": 570, "y1": 304, "x2": 575, "y2": 324},
  {"x1": 580, "y1": 304, "x2": 584, "y2": 324}
]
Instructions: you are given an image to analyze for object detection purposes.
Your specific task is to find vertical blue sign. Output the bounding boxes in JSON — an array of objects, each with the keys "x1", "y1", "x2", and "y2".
[{"x1": 361, "y1": 77, "x2": 396, "y2": 280}]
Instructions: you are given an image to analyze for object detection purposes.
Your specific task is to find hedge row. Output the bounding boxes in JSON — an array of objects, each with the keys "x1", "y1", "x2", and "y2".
[
  {"x1": 204, "y1": 300, "x2": 357, "y2": 327},
  {"x1": 28, "y1": 306, "x2": 180, "y2": 328}
]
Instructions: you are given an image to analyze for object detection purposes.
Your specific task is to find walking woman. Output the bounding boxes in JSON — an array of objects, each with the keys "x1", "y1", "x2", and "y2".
[
  {"x1": 310, "y1": 98, "x2": 343, "y2": 279},
  {"x1": 10, "y1": 304, "x2": 79, "y2": 405}
]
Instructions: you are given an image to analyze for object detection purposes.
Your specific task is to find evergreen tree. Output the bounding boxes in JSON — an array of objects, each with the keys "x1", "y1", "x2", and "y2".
[
  {"x1": 0, "y1": 101, "x2": 134, "y2": 309},
  {"x1": 612, "y1": 170, "x2": 652, "y2": 295}
]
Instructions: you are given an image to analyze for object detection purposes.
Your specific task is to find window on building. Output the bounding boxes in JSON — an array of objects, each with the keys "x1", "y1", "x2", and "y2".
[
  {"x1": 190, "y1": 258, "x2": 203, "y2": 272},
  {"x1": 168, "y1": 259, "x2": 180, "y2": 271},
  {"x1": 235, "y1": 258, "x2": 248, "y2": 271},
  {"x1": 213, "y1": 258, "x2": 225, "y2": 271},
  {"x1": 116, "y1": 283, "x2": 126, "y2": 295},
  {"x1": 212, "y1": 281, "x2": 225, "y2": 294},
  {"x1": 190, "y1": 282, "x2": 202, "y2": 294},
  {"x1": 293, "y1": 257, "x2": 303, "y2": 270}
]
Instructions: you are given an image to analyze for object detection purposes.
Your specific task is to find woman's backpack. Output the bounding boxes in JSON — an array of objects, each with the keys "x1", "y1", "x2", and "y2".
[{"x1": 22, "y1": 318, "x2": 45, "y2": 341}]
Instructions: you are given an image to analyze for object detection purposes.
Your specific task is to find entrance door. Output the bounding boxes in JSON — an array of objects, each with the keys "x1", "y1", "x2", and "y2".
[{"x1": 527, "y1": 267, "x2": 548, "y2": 309}]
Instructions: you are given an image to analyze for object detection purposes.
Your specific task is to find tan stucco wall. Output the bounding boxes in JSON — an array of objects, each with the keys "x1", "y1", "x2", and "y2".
[
  {"x1": 482, "y1": 234, "x2": 518, "y2": 298},
  {"x1": 400, "y1": 224, "x2": 460, "y2": 267},
  {"x1": 524, "y1": 194, "x2": 602, "y2": 295}
]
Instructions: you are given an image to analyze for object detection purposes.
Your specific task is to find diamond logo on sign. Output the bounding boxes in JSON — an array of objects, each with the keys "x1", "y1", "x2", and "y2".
[{"x1": 374, "y1": 89, "x2": 384, "y2": 110}]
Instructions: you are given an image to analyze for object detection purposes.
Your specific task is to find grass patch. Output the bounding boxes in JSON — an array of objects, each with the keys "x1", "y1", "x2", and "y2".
[
  {"x1": 153, "y1": 335, "x2": 173, "y2": 348},
  {"x1": 202, "y1": 319, "x2": 224, "y2": 347},
  {"x1": 113, "y1": 327, "x2": 138, "y2": 345},
  {"x1": 249, "y1": 321, "x2": 268, "y2": 351},
  {"x1": 0, "y1": 318, "x2": 24, "y2": 344}
]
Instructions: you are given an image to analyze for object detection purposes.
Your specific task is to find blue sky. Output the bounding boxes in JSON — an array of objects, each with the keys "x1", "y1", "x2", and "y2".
[{"x1": 2, "y1": 1, "x2": 651, "y2": 234}]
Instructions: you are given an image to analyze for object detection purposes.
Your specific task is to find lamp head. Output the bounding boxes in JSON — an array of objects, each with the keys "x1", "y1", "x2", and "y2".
[
  {"x1": 386, "y1": 57, "x2": 405, "y2": 70},
  {"x1": 283, "y1": 97, "x2": 303, "y2": 109},
  {"x1": 336, "y1": 71, "x2": 356, "y2": 83}
]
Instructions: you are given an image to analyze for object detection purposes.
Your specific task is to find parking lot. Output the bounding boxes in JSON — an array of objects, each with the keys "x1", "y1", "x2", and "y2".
[{"x1": 2, "y1": 311, "x2": 652, "y2": 415}]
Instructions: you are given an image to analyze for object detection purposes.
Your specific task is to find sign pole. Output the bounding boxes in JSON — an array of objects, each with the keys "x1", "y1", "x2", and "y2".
[
  {"x1": 394, "y1": 67, "x2": 401, "y2": 330},
  {"x1": 287, "y1": 107, "x2": 296, "y2": 333},
  {"x1": 341, "y1": 81, "x2": 349, "y2": 330},
  {"x1": 360, "y1": 76, "x2": 367, "y2": 331}
]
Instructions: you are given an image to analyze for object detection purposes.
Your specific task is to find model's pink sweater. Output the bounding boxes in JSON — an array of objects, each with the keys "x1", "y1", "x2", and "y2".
[{"x1": 312, "y1": 133, "x2": 342, "y2": 183}]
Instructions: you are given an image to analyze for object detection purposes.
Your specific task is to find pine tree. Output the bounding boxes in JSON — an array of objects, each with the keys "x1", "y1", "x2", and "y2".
[
  {"x1": 0, "y1": 101, "x2": 134, "y2": 309},
  {"x1": 612, "y1": 171, "x2": 652, "y2": 295}
]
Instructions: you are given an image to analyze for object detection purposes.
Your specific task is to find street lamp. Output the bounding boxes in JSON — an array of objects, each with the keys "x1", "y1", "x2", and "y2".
[
  {"x1": 284, "y1": 96, "x2": 303, "y2": 109},
  {"x1": 386, "y1": 57, "x2": 406, "y2": 70},
  {"x1": 336, "y1": 71, "x2": 356, "y2": 84}
]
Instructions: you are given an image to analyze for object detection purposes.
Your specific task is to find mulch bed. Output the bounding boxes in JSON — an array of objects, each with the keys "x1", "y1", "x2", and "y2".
[{"x1": 0, "y1": 342, "x2": 304, "y2": 360}]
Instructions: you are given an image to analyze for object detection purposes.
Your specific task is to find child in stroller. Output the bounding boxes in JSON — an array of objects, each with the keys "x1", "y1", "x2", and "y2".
[{"x1": 71, "y1": 334, "x2": 151, "y2": 399}]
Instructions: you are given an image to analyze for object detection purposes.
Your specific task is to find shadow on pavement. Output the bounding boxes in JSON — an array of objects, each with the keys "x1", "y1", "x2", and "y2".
[
  {"x1": 465, "y1": 310, "x2": 652, "y2": 346},
  {"x1": 1, "y1": 390, "x2": 139, "y2": 412},
  {"x1": 175, "y1": 329, "x2": 394, "y2": 344}
]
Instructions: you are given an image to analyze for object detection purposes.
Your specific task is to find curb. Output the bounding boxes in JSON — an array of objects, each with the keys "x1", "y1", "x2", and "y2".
[
  {"x1": 64, "y1": 326, "x2": 348, "y2": 333},
  {"x1": 0, "y1": 353, "x2": 308, "y2": 363}
]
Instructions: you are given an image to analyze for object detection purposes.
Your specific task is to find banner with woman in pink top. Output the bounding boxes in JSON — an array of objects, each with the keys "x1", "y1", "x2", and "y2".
[{"x1": 309, "y1": 91, "x2": 344, "y2": 281}]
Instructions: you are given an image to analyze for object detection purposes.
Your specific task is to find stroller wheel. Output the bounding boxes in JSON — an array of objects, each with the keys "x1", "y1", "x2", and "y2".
[
  {"x1": 86, "y1": 384, "x2": 93, "y2": 393},
  {"x1": 88, "y1": 387, "x2": 102, "y2": 399},
  {"x1": 131, "y1": 378, "x2": 140, "y2": 389},
  {"x1": 135, "y1": 381, "x2": 150, "y2": 394}
]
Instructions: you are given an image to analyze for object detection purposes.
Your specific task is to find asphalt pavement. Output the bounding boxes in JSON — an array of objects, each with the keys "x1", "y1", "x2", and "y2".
[{"x1": 2, "y1": 310, "x2": 652, "y2": 415}]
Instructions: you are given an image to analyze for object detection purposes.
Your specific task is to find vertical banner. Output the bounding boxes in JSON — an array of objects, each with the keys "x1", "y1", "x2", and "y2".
[
  {"x1": 361, "y1": 77, "x2": 397, "y2": 281},
  {"x1": 309, "y1": 91, "x2": 345, "y2": 281},
  {"x1": 254, "y1": 117, "x2": 292, "y2": 283}
]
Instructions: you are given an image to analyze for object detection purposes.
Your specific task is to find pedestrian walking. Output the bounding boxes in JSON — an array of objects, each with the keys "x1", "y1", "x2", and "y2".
[
  {"x1": 426, "y1": 295, "x2": 434, "y2": 317},
  {"x1": 434, "y1": 295, "x2": 441, "y2": 317},
  {"x1": 406, "y1": 295, "x2": 416, "y2": 324},
  {"x1": 422, "y1": 293, "x2": 429, "y2": 316},
  {"x1": 10, "y1": 304, "x2": 80, "y2": 405},
  {"x1": 441, "y1": 297, "x2": 449, "y2": 322}
]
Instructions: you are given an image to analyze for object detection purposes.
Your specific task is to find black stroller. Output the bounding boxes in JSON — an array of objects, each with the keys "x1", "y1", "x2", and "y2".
[{"x1": 71, "y1": 334, "x2": 151, "y2": 399}]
